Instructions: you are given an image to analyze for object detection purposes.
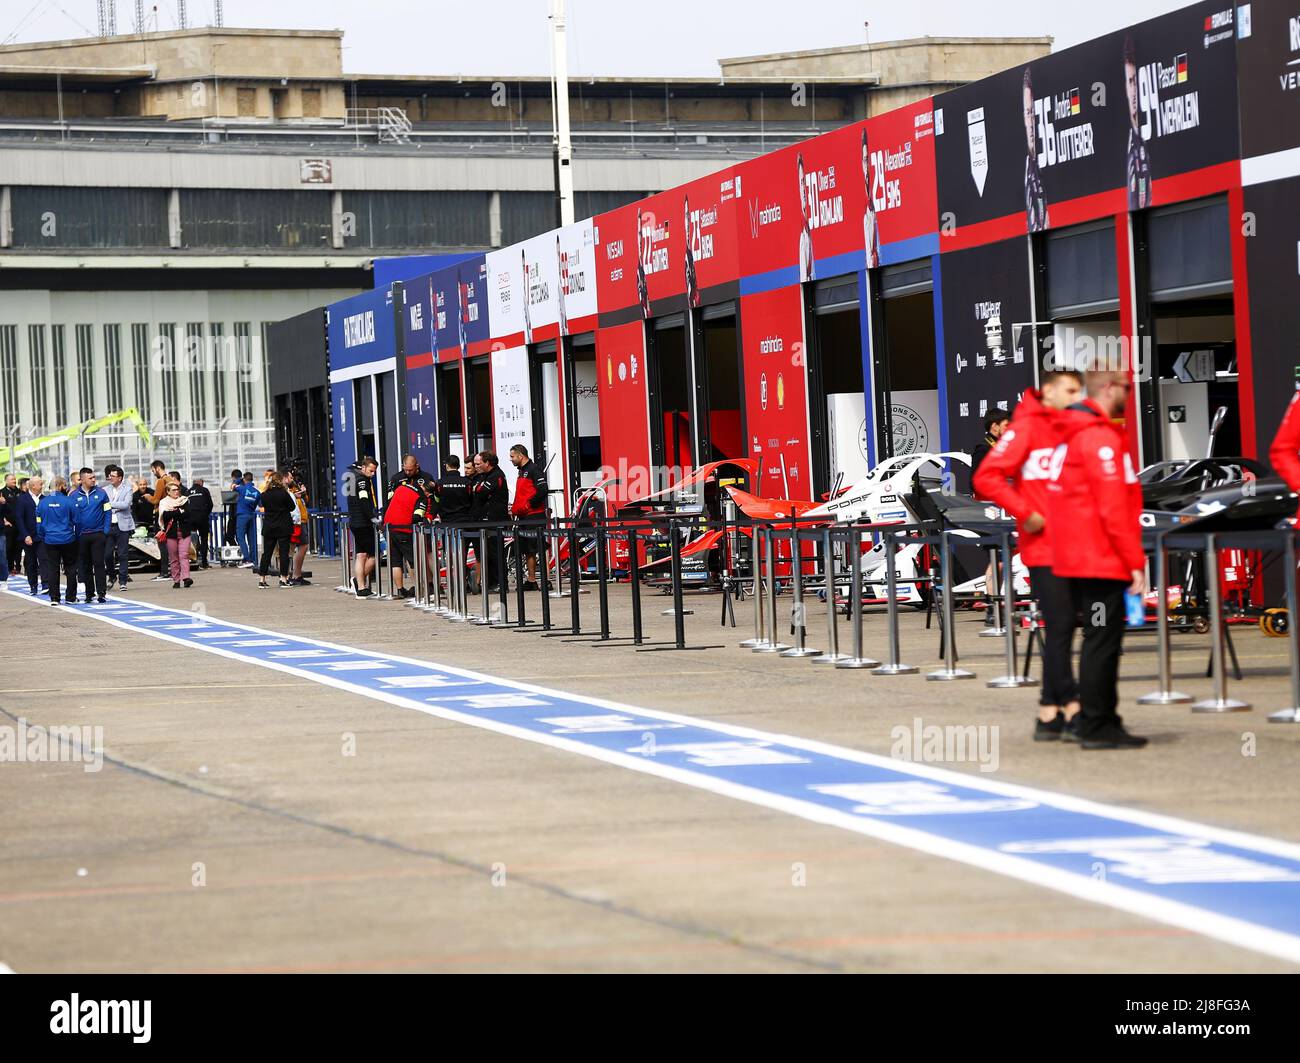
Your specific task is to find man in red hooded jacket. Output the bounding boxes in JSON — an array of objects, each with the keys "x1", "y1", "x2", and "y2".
[
  {"x1": 1045, "y1": 369, "x2": 1148, "y2": 749},
  {"x1": 973, "y1": 369, "x2": 1083, "y2": 741},
  {"x1": 1269, "y1": 392, "x2": 1300, "y2": 500}
]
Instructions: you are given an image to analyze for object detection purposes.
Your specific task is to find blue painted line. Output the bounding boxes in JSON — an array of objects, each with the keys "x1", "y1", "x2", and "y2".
[
  {"x1": 8, "y1": 584, "x2": 1300, "y2": 966},
  {"x1": 739, "y1": 265, "x2": 802, "y2": 296},
  {"x1": 880, "y1": 232, "x2": 939, "y2": 266}
]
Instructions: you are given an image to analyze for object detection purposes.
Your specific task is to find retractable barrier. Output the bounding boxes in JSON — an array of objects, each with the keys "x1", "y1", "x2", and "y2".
[{"x1": 332, "y1": 510, "x2": 1300, "y2": 718}]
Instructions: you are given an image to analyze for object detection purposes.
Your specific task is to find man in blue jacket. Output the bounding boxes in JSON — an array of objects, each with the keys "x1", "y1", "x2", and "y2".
[
  {"x1": 70, "y1": 466, "x2": 111, "y2": 603},
  {"x1": 13, "y1": 475, "x2": 43, "y2": 595},
  {"x1": 235, "y1": 471, "x2": 261, "y2": 567},
  {"x1": 36, "y1": 477, "x2": 78, "y2": 605}
]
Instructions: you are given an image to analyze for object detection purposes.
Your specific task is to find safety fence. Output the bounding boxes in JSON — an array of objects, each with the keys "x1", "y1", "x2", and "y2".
[{"x1": 303, "y1": 511, "x2": 1300, "y2": 719}]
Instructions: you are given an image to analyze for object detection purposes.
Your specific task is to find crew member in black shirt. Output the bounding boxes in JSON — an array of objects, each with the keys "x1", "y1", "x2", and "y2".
[{"x1": 470, "y1": 451, "x2": 509, "y2": 592}]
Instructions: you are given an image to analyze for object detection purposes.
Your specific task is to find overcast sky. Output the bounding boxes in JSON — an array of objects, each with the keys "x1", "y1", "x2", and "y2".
[{"x1": 6, "y1": 0, "x2": 1191, "y2": 76}]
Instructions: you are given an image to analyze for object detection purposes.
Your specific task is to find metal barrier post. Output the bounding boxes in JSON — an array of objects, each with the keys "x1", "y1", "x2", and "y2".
[
  {"x1": 1192, "y1": 533, "x2": 1250, "y2": 713},
  {"x1": 568, "y1": 524, "x2": 582, "y2": 634},
  {"x1": 1138, "y1": 531, "x2": 1191, "y2": 705},
  {"x1": 781, "y1": 525, "x2": 820, "y2": 658},
  {"x1": 539, "y1": 523, "x2": 553, "y2": 631},
  {"x1": 1269, "y1": 531, "x2": 1300, "y2": 723},
  {"x1": 740, "y1": 525, "x2": 767, "y2": 649},
  {"x1": 492, "y1": 526, "x2": 510, "y2": 626},
  {"x1": 754, "y1": 526, "x2": 788, "y2": 653},
  {"x1": 836, "y1": 528, "x2": 880, "y2": 669},
  {"x1": 813, "y1": 526, "x2": 848, "y2": 665},
  {"x1": 874, "y1": 531, "x2": 919, "y2": 676},
  {"x1": 596, "y1": 520, "x2": 611, "y2": 641},
  {"x1": 629, "y1": 526, "x2": 644, "y2": 646},
  {"x1": 474, "y1": 528, "x2": 494, "y2": 625},
  {"x1": 987, "y1": 531, "x2": 1036, "y2": 688},
  {"x1": 669, "y1": 519, "x2": 687, "y2": 650},
  {"x1": 450, "y1": 528, "x2": 469, "y2": 622},
  {"x1": 979, "y1": 546, "x2": 1005, "y2": 638},
  {"x1": 409, "y1": 525, "x2": 427, "y2": 609},
  {"x1": 927, "y1": 530, "x2": 975, "y2": 681},
  {"x1": 514, "y1": 523, "x2": 528, "y2": 628},
  {"x1": 336, "y1": 517, "x2": 354, "y2": 593}
]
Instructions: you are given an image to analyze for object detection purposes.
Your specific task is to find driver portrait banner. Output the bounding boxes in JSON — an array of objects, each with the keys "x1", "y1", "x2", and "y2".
[{"x1": 934, "y1": 0, "x2": 1240, "y2": 251}]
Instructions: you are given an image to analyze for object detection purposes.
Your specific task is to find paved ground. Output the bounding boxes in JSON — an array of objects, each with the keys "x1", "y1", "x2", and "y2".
[{"x1": 1, "y1": 560, "x2": 1297, "y2": 973}]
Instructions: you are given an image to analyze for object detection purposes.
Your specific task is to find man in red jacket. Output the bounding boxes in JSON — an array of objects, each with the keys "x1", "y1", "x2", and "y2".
[
  {"x1": 973, "y1": 369, "x2": 1083, "y2": 741},
  {"x1": 1269, "y1": 392, "x2": 1300, "y2": 500},
  {"x1": 509, "y1": 444, "x2": 549, "y2": 591},
  {"x1": 1046, "y1": 369, "x2": 1148, "y2": 750}
]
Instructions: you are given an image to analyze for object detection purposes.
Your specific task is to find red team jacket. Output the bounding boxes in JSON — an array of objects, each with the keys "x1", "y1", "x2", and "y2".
[
  {"x1": 972, "y1": 388, "x2": 1058, "y2": 568},
  {"x1": 1045, "y1": 400, "x2": 1145, "y2": 582},
  {"x1": 1269, "y1": 392, "x2": 1300, "y2": 502}
]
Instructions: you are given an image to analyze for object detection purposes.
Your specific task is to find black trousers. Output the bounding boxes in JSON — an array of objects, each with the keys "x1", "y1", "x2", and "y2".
[
  {"x1": 1029, "y1": 566, "x2": 1079, "y2": 709},
  {"x1": 4, "y1": 524, "x2": 16, "y2": 571},
  {"x1": 193, "y1": 521, "x2": 211, "y2": 566},
  {"x1": 258, "y1": 534, "x2": 291, "y2": 579},
  {"x1": 21, "y1": 539, "x2": 40, "y2": 592},
  {"x1": 42, "y1": 541, "x2": 79, "y2": 603},
  {"x1": 1066, "y1": 577, "x2": 1128, "y2": 737},
  {"x1": 78, "y1": 531, "x2": 108, "y2": 600}
]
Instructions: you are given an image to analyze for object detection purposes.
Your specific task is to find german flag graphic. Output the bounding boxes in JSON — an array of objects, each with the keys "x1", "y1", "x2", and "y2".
[
  {"x1": 1069, "y1": 88, "x2": 1081, "y2": 116},
  {"x1": 1176, "y1": 54, "x2": 1188, "y2": 82}
]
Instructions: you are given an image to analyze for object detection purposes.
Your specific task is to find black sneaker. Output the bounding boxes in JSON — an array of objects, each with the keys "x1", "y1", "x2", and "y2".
[
  {"x1": 172, "y1": 581, "x2": 180, "y2": 589},
  {"x1": 96, "y1": 596, "x2": 107, "y2": 604},
  {"x1": 522, "y1": 580, "x2": 539, "y2": 592},
  {"x1": 356, "y1": 587, "x2": 373, "y2": 598},
  {"x1": 183, "y1": 578, "x2": 193, "y2": 588},
  {"x1": 1081, "y1": 725, "x2": 1148, "y2": 750},
  {"x1": 1061, "y1": 716, "x2": 1081, "y2": 744},
  {"x1": 399, "y1": 587, "x2": 415, "y2": 599},
  {"x1": 1034, "y1": 712, "x2": 1065, "y2": 742}
]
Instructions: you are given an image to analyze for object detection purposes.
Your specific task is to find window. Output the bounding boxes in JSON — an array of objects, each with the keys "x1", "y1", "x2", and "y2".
[
  {"x1": 104, "y1": 323, "x2": 123, "y2": 410},
  {"x1": 302, "y1": 87, "x2": 321, "y2": 118},
  {"x1": 0, "y1": 326, "x2": 17, "y2": 430},
  {"x1": 259, "y1": 322, "x2": 271, "y2": 420},
  {"x1": 131, "y1": 323, "x2": 151, "y2": 419},
  {"x1": 186, "y1": 322, "x2": 206, "y2": 423},
  {"x1": 28, "y1": 325, "x2": 47, "y2": 430},
  {"x1": 235, "y1": 322, "x2": 254, "y2": 422},
  {"x1": 74, "y1": 324, "x2": 95, "y2": 421},
  {"x1": 158, "y1": 323, "x2": 179, "y2": 422},
  {"x1": 210, "y1": 322, "x2": 227, "y2": 421},
  {"x1": 51, "y1": 325, "x2": 68, "y2": 426},
  {"x1": 237, "y1": 87, "x2": 256, "y2": 117}
]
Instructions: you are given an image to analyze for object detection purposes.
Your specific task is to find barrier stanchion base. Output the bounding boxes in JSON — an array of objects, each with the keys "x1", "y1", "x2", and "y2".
[
  {"x1": 1137, "y1": 690, "x2": 1193, "y2": 705},
  {"x1": 1267, "y1": 708, "x2": 1300, "y2": 723},
  {"x1": 987, "y1": 675, "x2": 1038, "y2": 689},
  {"x1": 780, "y1": 646, "x2": 821, "y2": 658},
  {"x1": 835, "y1": 656, "x2": 881, "y2": 669},
  {"x1": 661, "y1": 608, "x2": 694, "y2": 617},
  {"x1": 811, "y1": 653, "x2": 850, "y2": 665},
  {"x1": 753, "y1": 642, "x2": 791, "y2": 653},
  {"x1": 873, "y1": 662, "x2": 919, "y2": 676},
  {"x1": 927, "y1": 668, "x2": 976, "y2": 681},
  {"x1": 739, "y1": 638, "x2": 766, "y2": 648},
  {"x1": 978, "y1": 628, "x2": 1006, "y2": 639},
  {"x1": 1191, "y1": 698, "x2": 1251, "y2": 713}
]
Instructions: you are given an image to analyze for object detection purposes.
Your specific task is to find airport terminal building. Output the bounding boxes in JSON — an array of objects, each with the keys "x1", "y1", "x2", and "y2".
[
  {"x1": 0, "y1": 23, "x2": 1042, "y2": 479},
  {"x1": 290, "y1": 0, "x2": 1300, "y2": 513}
]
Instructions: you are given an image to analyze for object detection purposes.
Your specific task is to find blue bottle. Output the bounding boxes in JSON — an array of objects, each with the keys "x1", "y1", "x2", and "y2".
[{"x1": 1125, "y1": 590, "x2": 1146, "y2": 628}]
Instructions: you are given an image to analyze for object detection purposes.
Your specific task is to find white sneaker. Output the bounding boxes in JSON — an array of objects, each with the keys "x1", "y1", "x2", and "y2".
[{"x1": 150, "y1": 574, "x2": 169, "y2": 582}]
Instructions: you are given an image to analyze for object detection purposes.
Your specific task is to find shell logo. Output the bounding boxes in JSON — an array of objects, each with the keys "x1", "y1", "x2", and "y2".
[
  {"x1": 776, "y1": 372, "x2": 785, "y2": 410},
  {"x1": 606, "y1": 356, "x2": 613, "y2": 387}
]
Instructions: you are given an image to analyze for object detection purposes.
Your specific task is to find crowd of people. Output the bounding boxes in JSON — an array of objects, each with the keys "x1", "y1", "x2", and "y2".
[
  {"x1": 344, "y1": 446, "x2": 546, "y2": 599},
  {"x1": 0, "y1": 460, "x2": 314, "y2": 601}
]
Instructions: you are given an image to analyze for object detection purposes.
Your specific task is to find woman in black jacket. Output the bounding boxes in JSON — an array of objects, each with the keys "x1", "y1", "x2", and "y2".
[{"x1": 256, "y1": 471, "x2": 295, "y2": 588}]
